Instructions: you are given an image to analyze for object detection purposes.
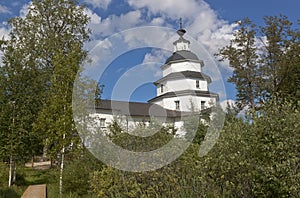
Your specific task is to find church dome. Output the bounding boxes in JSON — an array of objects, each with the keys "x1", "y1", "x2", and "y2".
[{"x1": 165, "y1": 50, "x2": 199, "y2": 64}]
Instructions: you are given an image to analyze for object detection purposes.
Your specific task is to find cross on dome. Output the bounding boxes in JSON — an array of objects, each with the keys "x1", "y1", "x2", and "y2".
[
  {"x1": 173, "y1": 18, "x2": 190, "y2": 52},
  {"x1": 177, "y1": 17, "x2": 186, "y2": 37}
]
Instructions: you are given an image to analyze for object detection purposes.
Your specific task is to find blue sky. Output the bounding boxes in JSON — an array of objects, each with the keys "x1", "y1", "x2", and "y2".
[{"x1": 0, "y1": 0, "x2": 299, "y2": 107}]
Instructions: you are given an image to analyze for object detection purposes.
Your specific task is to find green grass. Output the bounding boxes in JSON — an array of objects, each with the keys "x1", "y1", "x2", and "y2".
[
  {"x1": 0, "y1": 161, "x2": 98, "y2": 198},
  {"x1": 0, "y1": 164, "x2": 56, "y2": 198}
]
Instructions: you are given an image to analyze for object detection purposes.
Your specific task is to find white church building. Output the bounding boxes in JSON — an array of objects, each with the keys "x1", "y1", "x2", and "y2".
[{"x1": 94, "y1": 24, "x2": 219, "y2": 132}]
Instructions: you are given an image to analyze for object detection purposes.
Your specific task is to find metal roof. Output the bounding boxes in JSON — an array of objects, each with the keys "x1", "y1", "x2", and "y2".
[
  {"x1": 95, "y1": 100, "x2": 187, "y2": 118},
  {"x1": 148, "y1": 90, "x2": 219, "y2": 103},
  {"x1": 165, "y1": 50, "x2": 200, "y2": 64},
  {"x1": 154, "y1": 71, "x2": 212, "y2": 85}
]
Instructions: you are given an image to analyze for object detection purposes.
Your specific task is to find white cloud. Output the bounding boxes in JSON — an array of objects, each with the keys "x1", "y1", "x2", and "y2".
[
  {"x1": 19, "y1": 2, "x2": 30, "y2": 18},
  {"x1": 86, "y1": 9, "x2": 143, "y2": 38},
  {"x1": 0, "y1": 26, "x2": 9, "y2": 66},
  {"x1": 141, "y1": 49, "x2": 170, "y2": 77},
  {"x1": 149, "y1": 17, "x2": 165, "y2": 26},
  {"x1": 85, "y1": 0, "x2": 236, "y2": 56},
  {"x1": 143, "y1": 49, "x2": 167, "y2": 64},
  {"x1": 127, "y1": 0, "x2": 235, "y2": 73},
  {"x1": 83, "y1": 0, "x2": 237, "y2": 98},
  {"x1": 0, "y1": 26, "x2": 9, "y2": 39},
  {"x1": 84, "y1": 0, "x2": 112, "y2": 9},
  {"x1": 220, "y1": 99, "x2": 235, "y2": 111},
  {"x1": 84, "y1": 8, "x2": 101, "y2": 24},
  {"x1": 0, "y1": 5, "x2": 11, "y2": 14},
  {"x1": 128, "y1": 0, "x2": 201, "y2": 19}
]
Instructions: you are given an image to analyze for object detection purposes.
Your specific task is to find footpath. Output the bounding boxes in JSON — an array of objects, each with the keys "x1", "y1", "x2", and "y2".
[
  {"x1": 22, "y1": 161, "x2": 50, "y2": 197},
  {"x1": 21, "y1": 184, "x2": 46, "y2": 198}
]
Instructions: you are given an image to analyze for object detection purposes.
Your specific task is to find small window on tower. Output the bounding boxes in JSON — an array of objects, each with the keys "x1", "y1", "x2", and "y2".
[
  {"x1": 175, "y1": 100, "x2": 180, "y2": 110},
  {"x1": 196, "y1": 80, "x2": 200, "y2": 88},
  {"x1": 201, "y1": 101, "x2": 206, "y2": 110},
  {"x1": 161, "y1": 84, "x2": 164, "y2": 93}
]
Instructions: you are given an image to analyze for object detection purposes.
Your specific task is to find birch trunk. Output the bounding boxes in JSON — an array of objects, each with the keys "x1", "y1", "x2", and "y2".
[
  {"x1": 59, "y1": 133, "x2": 65, "y2": 195},
  {"x1": 8, "y1": 155, "x2": 12, "y2": 187},
  {"x1": 12, "y1": 161, "x2": 17, "y2": 184}
]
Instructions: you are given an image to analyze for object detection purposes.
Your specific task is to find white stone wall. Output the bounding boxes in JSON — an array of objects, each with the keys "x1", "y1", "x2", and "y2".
[
  {"x1": 157, "y1": 96, "x2": 216, "y2": 112},
  {"x1": 165, "y1": 79, "x2": 207, "y2": 92},
  {"x1": 162, "y1": 61, "x2": 201, "y2": 76},
  {"x1": 174, "y1": 42, "x2": 189, "y2": 51},
  {"x1": 156, "y1": 79, "x2": 208, "y2": 96}
]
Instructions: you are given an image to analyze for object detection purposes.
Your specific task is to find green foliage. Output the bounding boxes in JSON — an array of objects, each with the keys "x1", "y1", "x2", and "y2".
[
  {"x1": 0, "y1": 163, "x2": 9, "y2": 188},
  {"x1": 108, "y1": 118, "x2": 124, "y2": 137},
  {"x1": 90, "y1": 118, "x2": 204, "y2": 197},
  {"x1": 0, "y1": 8, "x2": 298, "y2": 197},
  {"x1": 62, "y1": 149, "x2": 103, "y2": 196},
  {"x1": 217, "y1": 15, "x2": 300, "y2": 111},
  {"x1": 250, "y1": 100, "x2": 300, "y2": 196},
  {"x1": 217, "y1": 18, "x2": 260, "y2": 111},
  {"x1": 29, "y1": 0, "x2": 90, "y2": 161},
  {"x1": 184, "y1": 113, "x2": 209, "y2": 145},
  {"x1": 89, "y1": 145, "x2": 202, "y2": 198},
  {"x1": 90, "y1": 99, "x2": 299, "y2": 197},
  {"x1": 259, "y1": 15, "x2": 295, "y2": 97},
  {"x1": 0, "y1": 186, "x2": 24, "y2": 198},
  {"x1": 0, "y1": 0, "x2": 92, "y2": 190},
  {"x1": 200, "y1": 99, "x2": 300, "y2": 197},
  {"x1": 107, "y1": 117, "x2": 176, "y2": 152}
]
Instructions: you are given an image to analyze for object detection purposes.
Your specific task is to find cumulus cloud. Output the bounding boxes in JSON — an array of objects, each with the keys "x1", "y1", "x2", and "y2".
[
  {"x1": 85, "y1": 9, "x2": 143, "y2": 38},
  {"x1": 84, "y1": 0, "x2": 112, "y2": 9},
  {"x1": 0, "y1": 26, "x2": 9, "y2": 39},
  {"x1": 19, "y1": 2, "x2": 30, "y2": 18},
  {"x1": 82, "y1": 0, "x2": 237, "y2": 101},
  {"x1": 149, "y1": 17, "x2": 165, "y2": 26},
  {"x1": 0, "y1": 26, "x2": 9, "y2": 66},
  {"x1": 220, "y1": 99, "x2": 236, "y2": 111},
  {"x1": 141, "y1": 49, "x2": 170, "y2": 77},
  {"x1": 128, "y1": 0, "x2": 202, "y2": 19},
  {"x1": 0, "y1": 5, "x2": 11, "y2": 14},
  {"x1": 84, "y1": 0, "x2": 236, "y2": 59},
  {"x1": 126, "y1": 0, "x2": 235, "y2": 72}
]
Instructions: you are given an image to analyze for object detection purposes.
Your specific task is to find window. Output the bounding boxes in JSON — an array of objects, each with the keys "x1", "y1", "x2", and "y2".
[
  {"x1": 161, "y1": 84, "x2": 164, "y2": 93},
  {"x1": 196, "y1": 80, "x2": 200, "y2": 88},
  {"x1": 175, "y1": 100, "x2": 180, "y2": 110},
  {"x1": 100, "y1": 118, "x2": 106, "y2": 128},
  {"x1": 201, "y1": 101, "x2": 206, "y2": 110}
]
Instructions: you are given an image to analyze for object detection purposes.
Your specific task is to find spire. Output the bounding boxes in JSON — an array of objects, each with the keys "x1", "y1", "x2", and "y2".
[
  {"x1": 180, "y1": 17, "x2": 183, "y2": 29},
  {"x1": 177, "y1": 17, "x2": 186, "y2": 37},
  {"x1": 173, "y1": 18, "x2": 190, "y2": 52}
]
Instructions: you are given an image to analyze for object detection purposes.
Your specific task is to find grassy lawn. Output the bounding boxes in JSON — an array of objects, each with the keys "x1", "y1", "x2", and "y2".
[
  {"x1": 0, "y1": 163, "x2": 56, "y2": 197},
  {"x1": 0, "y1": 163, "x2": 96, "y2": 198}
]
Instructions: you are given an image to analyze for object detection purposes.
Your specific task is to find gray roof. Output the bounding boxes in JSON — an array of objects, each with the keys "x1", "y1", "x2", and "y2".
[
  {"x1": 148, "y1": 90, "x2": 219, "y2": 103},
  {"x1": 165, "y1": 50, "x2": 201, "y2": 64},
  {"x1": 95, "y1": 100, "x2": 187, "y2": 118},
  {"x1": 154, "y1": 71, "x2": 212, "y2": 85}
]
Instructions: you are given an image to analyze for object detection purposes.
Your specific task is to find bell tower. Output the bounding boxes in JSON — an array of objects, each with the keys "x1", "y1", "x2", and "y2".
[{"x1": 148, "y1": 19, "x2": 219, "y2": 112}]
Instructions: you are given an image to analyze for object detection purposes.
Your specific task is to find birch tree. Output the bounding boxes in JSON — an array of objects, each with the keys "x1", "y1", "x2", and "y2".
[{"x1": 0, "y1": 0, "x2": 90, "y2": 191}]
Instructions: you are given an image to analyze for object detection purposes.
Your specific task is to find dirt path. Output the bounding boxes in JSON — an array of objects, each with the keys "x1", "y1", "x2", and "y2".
[
  {"x1": 25, "y1": 161, "x2": 51, "y2": 170},
  {"x1": 21, "y1": 184, "x2": 46, "y2": 198}
]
